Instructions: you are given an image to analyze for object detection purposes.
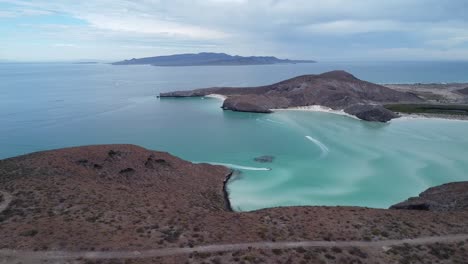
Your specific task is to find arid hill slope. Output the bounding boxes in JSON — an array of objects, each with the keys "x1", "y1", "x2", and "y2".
[
  {"x1": 391, "y1": 182, "x2": 468, "y2": 211},
  {"x1": 1, "y1": 145, "x2": 468, "y2": 263},
  {"x1": 160, "y1": 71, "x2": 423, "y2": 122}
]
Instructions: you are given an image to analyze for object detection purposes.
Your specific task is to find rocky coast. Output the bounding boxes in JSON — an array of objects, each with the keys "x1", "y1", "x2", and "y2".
[
  {"x1": 160, "y1": 71, "x2": 423, "y2": 122},
  {"x1": 161, "y1": 71, "x2": 468, "y2": 122}
]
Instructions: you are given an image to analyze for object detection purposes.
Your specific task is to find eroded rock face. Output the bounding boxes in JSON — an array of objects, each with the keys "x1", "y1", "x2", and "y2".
[
  {"x1": 390, "y1": 182, "x2": 468, "y2": 212},
  {"x1": 457, "y1": 87, "x2": 468, "y2": 95},
  {"x1": 222, "y1": 95, "x2": 273, "y2": 113},
  {"x1": 344, "y1": 104, "x2": 399, "y2": 122},
  {"x1": 160, "y1": 71, "x2": 423, "y2": 122}
]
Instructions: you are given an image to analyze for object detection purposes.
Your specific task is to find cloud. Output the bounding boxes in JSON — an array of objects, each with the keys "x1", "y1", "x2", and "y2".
[
  {"x1": 0, "y1": 10, "x2": 16, "y2": 17},
  {"x1": 301, "y1": 20, "x2": 405, "y2": 35},
  {"x1": 52, "y1": 43, "x2": 77, "y2": 47},
  {"x1": 429, "y1": 37, "x2": 468, "y2": 48},
  {"x1": 2, "y1": 0, "x2": 468, "y2": 60},
  {"x1": 80, "y1": 14, "x2": 229, "y2": 39},
  {"x1": 0, "y1": 7, "x2": 52, "y2": 17}
]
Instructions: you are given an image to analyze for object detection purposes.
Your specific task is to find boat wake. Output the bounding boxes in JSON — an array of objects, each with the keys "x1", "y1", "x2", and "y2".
[
  {"x1": 305, "y1": 136, "x2": 329, "y2": 157},
  {"x1": 256, "y1": 118, "x2": 285, "y2": 125},
  {"x1": 196, "y1": 162, "x2": 271, "y2": 171}
]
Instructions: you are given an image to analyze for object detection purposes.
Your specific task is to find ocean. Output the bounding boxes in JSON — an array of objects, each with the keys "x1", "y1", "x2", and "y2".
[{"x1": 1, "y1": 61, "x2": 468, "y2": 211}]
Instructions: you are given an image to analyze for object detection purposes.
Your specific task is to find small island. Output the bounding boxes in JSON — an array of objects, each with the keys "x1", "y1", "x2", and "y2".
[{"x1": 112, "y1": 52, "x2": 316, "y2": 66}]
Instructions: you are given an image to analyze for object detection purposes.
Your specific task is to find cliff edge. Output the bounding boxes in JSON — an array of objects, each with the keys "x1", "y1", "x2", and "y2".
[{"x1": 390, "y1": 181, "x2": 468, "y2": 211}]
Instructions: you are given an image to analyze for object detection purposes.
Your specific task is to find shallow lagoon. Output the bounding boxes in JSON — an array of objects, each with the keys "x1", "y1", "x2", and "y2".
[{"x1": 1, "y1": 62, "x2": 468, "y2": 211}]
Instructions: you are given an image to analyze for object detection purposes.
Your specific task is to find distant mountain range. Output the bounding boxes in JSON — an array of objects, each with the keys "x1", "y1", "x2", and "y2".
[{"x1": 112, "y1": 52, "x2": 316, "y2": 66}]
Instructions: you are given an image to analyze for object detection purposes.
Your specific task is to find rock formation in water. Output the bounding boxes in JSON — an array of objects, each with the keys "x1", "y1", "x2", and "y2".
[
  {"x1": 160, "y1": 71, "x2": 423, "y2": 122},
  {"x1": 253, "y1": 155, "x2": 275, "y2": 163},
  {"x1": 1, "y1": 145, "x2": 468, "y2": 263},
  {"x1": 112, "y1": 52, "x2": 316, "y2": 66},
  {"x1": 390, "y1": 182, "x2": 468, "y2": 212}
]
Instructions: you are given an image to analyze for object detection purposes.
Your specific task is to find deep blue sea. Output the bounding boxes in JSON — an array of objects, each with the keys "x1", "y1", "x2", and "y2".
[{"x1": 1, "y1": 61, "x2": 468, "y2": 211}]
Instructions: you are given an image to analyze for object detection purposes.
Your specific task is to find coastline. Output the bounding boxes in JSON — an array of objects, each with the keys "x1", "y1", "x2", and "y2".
[
  {"x1": 205, "y1": 94, "x2": 227, "y2": 100},
  {"x1": 274, "y1": 107, "x2": 468, "y2": 122},
  {"x1": 202, "y1": 94, "x2": 468, "y2": 122},
  {"x1": 397, "y1": 113, "x2": 468, "y2": 122},
  {"x1": 222, "y1": 170, "x2": 234, "y2": 212},
  {"x1": 272, "y1": 105, "x2": 358, "y2": 119}
]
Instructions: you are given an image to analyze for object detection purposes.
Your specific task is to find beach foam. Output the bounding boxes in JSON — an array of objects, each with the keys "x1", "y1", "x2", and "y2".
[
  {"x1": 195, "y1": 161, "x2": 271, "y2": 171},
  {"x1": 256, "y1": 118, "x2": 285, "y2": 125},
  {"x1": 273, "y1": 105, "x2": 357, "y2": 119},
  {"x1": 396, "y1": 114, "x2": 468, "y2": 122}
]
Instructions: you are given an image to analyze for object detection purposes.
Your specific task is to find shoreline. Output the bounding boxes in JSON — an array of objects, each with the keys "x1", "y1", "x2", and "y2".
[
  {"x1": 202, "y1": 94, "x2": 468, "y2": 122},
  {"x1": 222, "y1": 170, "x2": 234, "y2": 212},
  {"x1": 397, "y1": 113, "x2": 468, "y2": 122},
  {"x1": 205, "y1": 94, "x2": 227, "y2": 100},
  {"x1": 272, "y1": 105, "x2": 359, "y2": 119}
]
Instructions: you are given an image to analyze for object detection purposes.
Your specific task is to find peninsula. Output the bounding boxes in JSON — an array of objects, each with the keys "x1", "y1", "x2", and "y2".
[
  {"x1": 160, "y1": 70, "x2": 424, "y2": 122},
  {"x1": 112, "y1": 52, "x2": 316, "y2": 66},
  {"x1": 1, "y1": 145, "x2": 468, "y2": 263}
]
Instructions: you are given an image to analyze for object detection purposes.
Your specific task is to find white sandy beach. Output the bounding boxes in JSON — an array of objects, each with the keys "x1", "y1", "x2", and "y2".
[
  {"x1": 272, "y1": 105, "x2": 358, "y2": 119},
  {"x1": 397, "y1": 113, "x2": 468, "y2": 122},
  {"x1": 205, "y1": 94, "x2": 227, "y2": 100},
  {"x1": 203, "y1": 96, "x2": 468, "y2": 122}
]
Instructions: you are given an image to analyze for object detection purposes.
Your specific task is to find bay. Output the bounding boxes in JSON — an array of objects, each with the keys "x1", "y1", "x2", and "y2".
[{"x1": 1, "y1": 61, "x2": 467, "y2": 211}]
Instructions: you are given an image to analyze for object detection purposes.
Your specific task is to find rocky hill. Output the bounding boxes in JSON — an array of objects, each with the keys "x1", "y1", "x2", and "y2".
[
  {"x1": 1, "y1": 145, "x2": 468, "y2": 263},
  {"x1": 390, "y1": 182, "x2": 468, "y2": 211},
  {"x1": 160, "y1": 71, "x2": 423, "y2": 122},
  {"x1": 458, "y1": 87, "x2": 468, "y2": 95}
]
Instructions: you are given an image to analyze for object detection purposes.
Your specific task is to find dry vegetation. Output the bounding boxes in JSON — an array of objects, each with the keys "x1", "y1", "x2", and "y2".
[{"x1": 1, "y1": 145, "x2": 468, "y2": 263}]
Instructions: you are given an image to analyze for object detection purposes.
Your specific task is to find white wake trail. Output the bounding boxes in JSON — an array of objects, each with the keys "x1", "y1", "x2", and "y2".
[
  {"x1": 256, "y1": 118, "x2": 284, "y2": 125},
  {"x1": 195, "y1": 162, "x2": 271, "y2": 171},
  {"x1": 305, "y1": 136, "x2": 330, "y2": 157}
]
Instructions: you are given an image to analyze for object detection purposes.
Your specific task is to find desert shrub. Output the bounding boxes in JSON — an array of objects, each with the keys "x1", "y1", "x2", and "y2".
[{"x1": 20, "y1": 229, "x2": 38, "y2": 237}]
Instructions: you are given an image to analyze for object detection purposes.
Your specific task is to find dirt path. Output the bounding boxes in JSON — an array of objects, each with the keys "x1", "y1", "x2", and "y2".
[
  {"x1": 1, "y1": 234, "x2": 467, "y2": 261},
  {"x1": 0, "y1": 191, "x2": 12, "y2": 214}
]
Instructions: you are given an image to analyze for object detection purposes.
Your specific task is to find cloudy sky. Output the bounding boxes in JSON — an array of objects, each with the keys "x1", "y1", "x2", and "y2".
[{"x1": 1, "y1": 0, "x2": 468, "y2": 61}]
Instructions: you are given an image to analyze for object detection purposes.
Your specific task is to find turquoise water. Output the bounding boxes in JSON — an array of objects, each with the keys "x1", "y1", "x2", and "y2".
[{"x1": 1, "y1": 62, "x2": 468, "y2": 211}]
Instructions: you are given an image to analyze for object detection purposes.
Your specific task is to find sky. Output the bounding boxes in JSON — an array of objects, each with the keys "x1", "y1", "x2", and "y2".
[{"x1": 1, "y1": 0, "x2": 468, "y2": 62}]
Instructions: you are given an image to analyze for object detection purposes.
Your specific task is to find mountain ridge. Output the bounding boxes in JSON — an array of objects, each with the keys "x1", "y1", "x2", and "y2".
[{"x1": 112, "y1": 52, "x2": 316, "y2": 66}]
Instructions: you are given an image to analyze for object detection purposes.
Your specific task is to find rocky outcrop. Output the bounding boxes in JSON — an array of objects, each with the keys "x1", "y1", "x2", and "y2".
[
  {"x1": 344, "y1": 104, "x2": 399, "y2": 122},
  {"x1": 390, "y1": 182, "x2": 468, "y2": 212},
  {"x1": 253, "y1": 155, "x2": 275, "y2": 163},
  {"x1": 221, "y1": 95, "x2": 290, "y2": 113},
  {"x1": 160, "y1": 71, "x2": 423, "y2": 122},
  {"x1": 222, "y1": 95, "x2": 273, "y2": 113},
  {"x1": 457, "y1": 87, "x2": 468, "y2": 95}
]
